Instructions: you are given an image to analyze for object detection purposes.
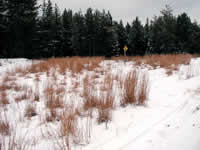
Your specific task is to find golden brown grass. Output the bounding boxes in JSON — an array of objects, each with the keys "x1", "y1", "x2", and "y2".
[
  {"x1": 0, "y1": 76, "x2": 14, "y2": 91},
  {"x1": 121, "y1": 70, "x2": 138, "y2": 106},
  {"x1": 97, "y1": 93, "x2": 115, "y2": 124},
  {"x1": 142, "y1": 54, "x2": 192, "y2": 72},
  {"x1": 103, "y1": 73, "x2": 114, "y2": 91},
  {"x1": 25, "y1": 104, "x2": 37, "y2": 118},
  {"x1": 60, "y1": 107, "x2": 78, "y2": 150},
  {"x1": 137, "y1": 72, "x2": 150, "y2": 105},
  {"x1": 0, "y1": 129, "x2": 32, "y2": 150},
  {"x1": 83, "y1": 75, "x2": 97, "y2": 110},
  {"x1": 15, "y1": 85, "x2": 32, "y2": 102},
  {"x1": 45, "y1": 109, "x2": 58, "y2": 122},
  {"x1": 111, "y1": 54, "x2": 193, "y2": 74},
  {"x1": 26, "y1": 57, "x2": 104, "y2": 75},
  {"x1": 44, "y1": 83, "x2": 64, "y2": 110},
  {"x1": 0, "y1": 119, "x2": 10, "y2": 135},
  {"x1": 0, "y1": 91, "x2": 9, "y2": 105},
  {"x1": 44, "y1": 81, "x2": 64, "y2": 122}
]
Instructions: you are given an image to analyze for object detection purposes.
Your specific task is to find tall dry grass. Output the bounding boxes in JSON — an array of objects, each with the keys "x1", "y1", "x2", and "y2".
[
  {"x1": 97, "y1": 93, "x2": 115, "y2": 125},
  {"x1": 44, "y1": 82, "x2": 64, "y2": 110},
  {"x1": 44, "y1": 81, "x2": 64, "y2": 122},
  {"x1": 0, "y1": 130, "x2": 32, "y2": 150},
  {"x1": 24, "y1": 104, "x2": 37, "y2": 118},
  {"x1": 121, "y1": 70, "x2": 138, "y2": 106},
  {"x1": 60, "y1": 107, "x2": 78, "y2": 150},
  {"x1": 143, "y1": 54, "x2": 192, "y2": 73},
  {"x1": 27, "y1": 57, "x2": 104, "y2": 75},
  {"x1": 121, "y1": 70, "x2": 150, "y2": 106},
  {"x1": 0, "y1": 113, "x2": 10, "y2": 136},
  {"x1": 0, "y1": 91, "x2": 9, "y2": 106},
  {"x1": 137, "y1": 72, "x2": 150, "y2": 105},
  {"x1": 83, "y1": 75, "x2": 98, "y2": 111}
]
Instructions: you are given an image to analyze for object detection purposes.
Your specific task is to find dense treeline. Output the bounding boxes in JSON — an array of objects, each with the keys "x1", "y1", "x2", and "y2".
[{"x1": 0, "y1": 0, "x2": 200, "y2": 58}]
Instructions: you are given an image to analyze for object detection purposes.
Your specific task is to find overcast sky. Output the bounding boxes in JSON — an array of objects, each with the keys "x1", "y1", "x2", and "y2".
[{"x1": 49, "y1": 0, "x2": 200, "y2": 24}]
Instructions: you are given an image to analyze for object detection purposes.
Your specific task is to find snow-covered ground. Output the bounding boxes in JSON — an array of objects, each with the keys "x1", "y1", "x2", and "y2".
[{"x1": 0, "y1": 57, "x2": 200, "y2": 150}]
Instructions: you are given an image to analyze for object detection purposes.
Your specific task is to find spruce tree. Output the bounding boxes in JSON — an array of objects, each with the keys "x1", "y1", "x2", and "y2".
[
  {"x1": 116, "y1": 20, "x2": 128, "y2": 55},
  {"x1": 7, "y1": 0, "x2": 38, "y2": 57},
  {"x1": 144, "y1": 18, "x2": 150, "y2": 54},
  {"x1": 0, "y1": 0, "x2": 8, "y2": 57},
  {"x1": 72, "y1": 11, "x2": 86, "y2": 55},
  {"x1": 176, "y1": 13, "x2": 192, "y2": 53},
  {"x1": 62, "y1": 9, "x2": 73, "y2": 56},
  {"x1": 129, "y1": 17, "x2": 145, "y2": 55}
]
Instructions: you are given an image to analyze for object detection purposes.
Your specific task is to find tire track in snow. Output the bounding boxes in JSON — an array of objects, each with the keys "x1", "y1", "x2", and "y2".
[{"x1": 90, "y1": 95, "x2": 189, "y2": 150}]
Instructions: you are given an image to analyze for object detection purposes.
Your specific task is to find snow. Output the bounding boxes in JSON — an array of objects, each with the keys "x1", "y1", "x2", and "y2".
[{"x1": 0, "y1": 57, "x2": 200, "y2": 150}]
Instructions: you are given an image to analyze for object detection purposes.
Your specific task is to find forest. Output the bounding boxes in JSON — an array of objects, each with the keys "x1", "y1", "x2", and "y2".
[{"x1": 0, "y1": 0, "x2": 200, "y2": 58}]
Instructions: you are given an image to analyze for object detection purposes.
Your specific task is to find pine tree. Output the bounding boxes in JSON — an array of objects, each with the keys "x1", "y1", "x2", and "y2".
[
  {"x1": 0, "y1": 0, "x2": 8, "y2": 57},
  {"x1": 72, "y1": 11, "x2": 86, "y2": 55},
  {"x1": 129, "y1": 17, "x2": 145, "y2": 55},
  {"x1": 144, "y1": 18, "x2": 150, "y2": 54},
  {"x1": 116, "y1": 20, "x2": 128, "y2": 55},
  {"x1": 62, "y1": 9, "x2": 73, "y2": 56},
  {"x1": 85, "y1": 8, "x2": 95, "y2": 56},
  {"x1": 7, "y1": 0, "x2": 38, "y2": 57},
  {"x1": 176, "y1": 13, "x2": 192, "y2": 53}
]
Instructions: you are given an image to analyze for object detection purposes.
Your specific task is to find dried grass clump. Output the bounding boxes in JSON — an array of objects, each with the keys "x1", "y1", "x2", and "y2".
[
  {"x1": 25, "y1": 104, "x2": 37, "y2": 118},
  {"x1": 44, "y1": 82, "x2": 64, "y2": 122},
  {"x1": 121, "y1": 70, "x2": 138, "y2": 106},
  {"x1": 44, "y1": 83, "x2": 64, "y2": 110},
  {"x1": 87, "y1": 57, "x2": 104, "y2": 71},
  {"x1": 0, "y1": 120, "x2": 10, "y2": 135},
  {"x1": 0, "y1": 130, "x2": 32, "y2": 150},
  {"x1": 0, "y1": 76, "x2": 14, "y2": 91},
  {"x1": 82, "y1": 75, "x2": 98, "y2": 111},
  {"x1": 12, "y1": 83, "x2": 22, "y2": 92},
  {"x1": 46, "y1": 109, "x2": 58, "y2": 122},
  {"x1": 97, "y1": 93, "x2": 114, "y2": 125},
  {"x1": 103, "y1": 73, "x2": 113, "y2": 91},
  {"x1": 15, "y1": 86, "x2": 32, "y2": 102},
  {"x1": 0, "y1": 91, "x2": 9, "y2": 105},
  {"x1": 83, "y1": 89, "x2": 98, "y2": 111},
  {"x1": 14, "y1": 66, "x2": 29, "y2": 76},
  {"x1": 60, "y1": 108, "x2": 78, "y2": 150},
  {"x1": 83, "y1": 96, "x2": 98, "y2": 111},
  {"x1": 33, "y1": 91, "x2": 40, "y2": 102},
  {"x1": 143, "y1": 54, "x2": 192, "y2": 73},
  {"x1": 137, "y1": 72, "x2": 150, "y2": 105}
]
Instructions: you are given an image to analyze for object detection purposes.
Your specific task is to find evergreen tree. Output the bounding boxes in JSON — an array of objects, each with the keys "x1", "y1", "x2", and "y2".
[
  {"x1": 72, "y1": 11, "x2": 86, "y2": 55},
  {"x1": 150, "y1": 5, "x2": 177, "y2": 54},
  {"x1": 62, "y1": 9, "x2": 73, "y2": 56},
  {"x1": 0, "y1": 0, "x2": 8, "y2": 57},
  {"x1": 129, "y1": 17, "x2": 145, "y2": 55},
  {"x1": 93, "y1": 9, "x2": 102, "y2": 56},
  {"x1": 188, "y1": 21, "x2": 200, "y2": 53},
  {"x1": 176, "y1": 13, "x2": 192, "y2": 53},
  {"x1": 116, "y1": 20, "x2": 128, "y2": 55},
  {"x1": 7, "y1": 0, "x2": 38, "y2": 57},
  {"x1": 144, "y1": 18, "x2": 150, "y2": 54},
  {"x1": 85, "y1": 8, "x2": 95, "y2": 56}
]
